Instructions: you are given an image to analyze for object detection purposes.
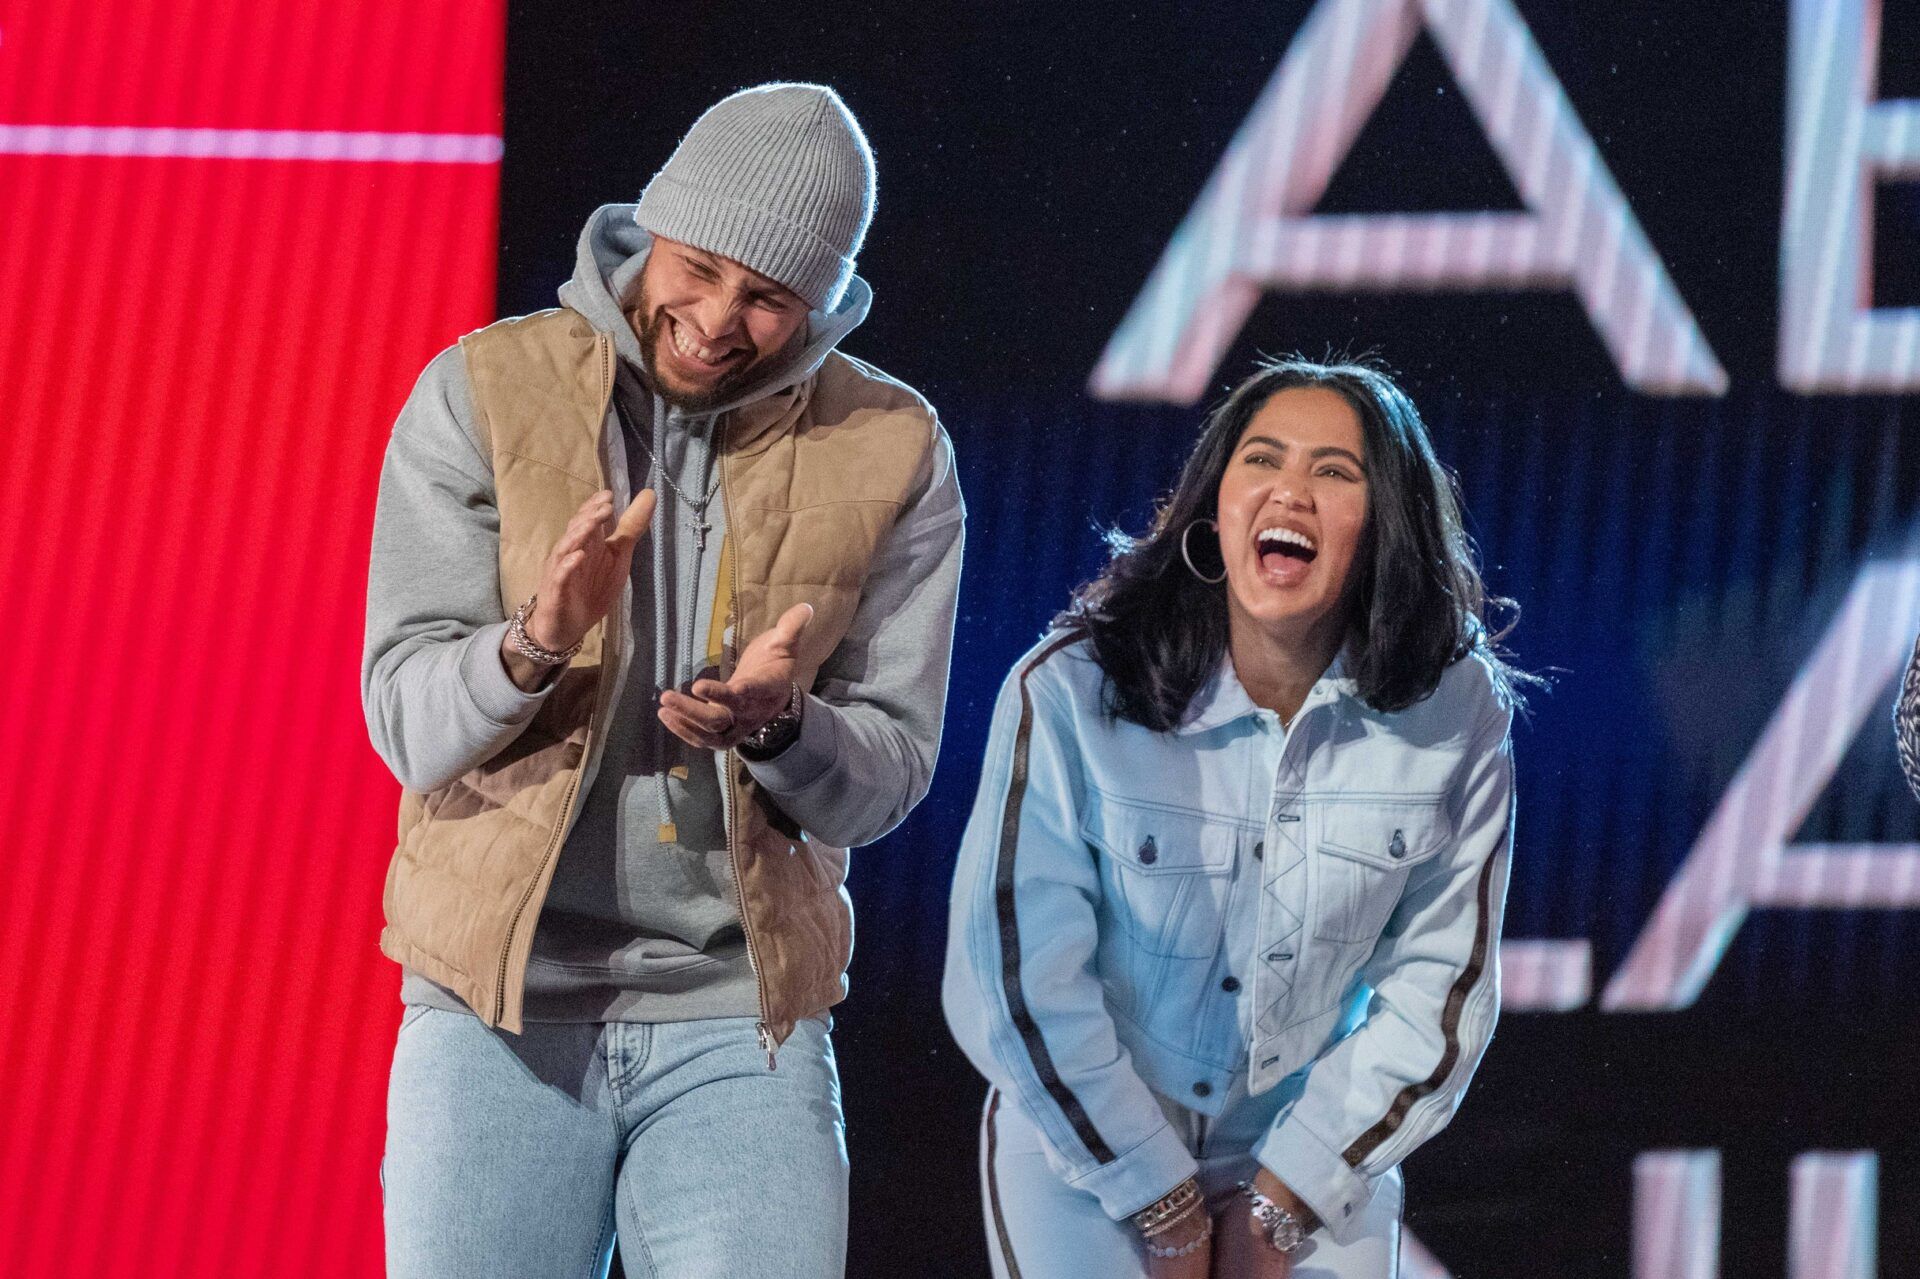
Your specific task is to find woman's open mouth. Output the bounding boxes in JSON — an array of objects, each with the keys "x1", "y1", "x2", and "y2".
[{"x1": 1254, "y1": 525, "x2": 1317, "y2": 588}]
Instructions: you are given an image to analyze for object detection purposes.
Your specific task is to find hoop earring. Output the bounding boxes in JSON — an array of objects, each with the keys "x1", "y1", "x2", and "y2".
[{"x1": 1180, "y1": 518, "x2": 1227, "y2": 584}]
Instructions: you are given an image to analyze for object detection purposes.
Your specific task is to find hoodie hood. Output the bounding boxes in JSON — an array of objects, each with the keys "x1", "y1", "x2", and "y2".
[{"x1": 556, "y1": 203, "x2": 872, "y2": 419}]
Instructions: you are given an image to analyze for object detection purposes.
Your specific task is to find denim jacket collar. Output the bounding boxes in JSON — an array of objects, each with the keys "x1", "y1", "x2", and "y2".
[{"x1": 1174, "y1": 649, "x2": 1357, "y2": 736}]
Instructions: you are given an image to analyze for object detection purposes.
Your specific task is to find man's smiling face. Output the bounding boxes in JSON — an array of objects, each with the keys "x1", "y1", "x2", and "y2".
[{"x1": 629, "y1": 237, "x2": 810, "y2": 411}]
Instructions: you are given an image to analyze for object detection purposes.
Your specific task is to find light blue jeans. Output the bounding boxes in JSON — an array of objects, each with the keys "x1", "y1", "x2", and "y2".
[{"x1": 382, "y1": 1007, "x2": 848, "y2": 1279}]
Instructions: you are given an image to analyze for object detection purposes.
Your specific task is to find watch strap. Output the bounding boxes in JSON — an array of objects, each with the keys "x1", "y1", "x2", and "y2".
[{"x1": 738, "y1": 681, "x2": 803, "y2": 760}]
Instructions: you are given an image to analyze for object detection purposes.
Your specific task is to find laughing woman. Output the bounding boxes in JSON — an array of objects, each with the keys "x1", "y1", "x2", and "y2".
[{"x1": 943, "y1": 359, "x2": 1528, "y2": 1279}]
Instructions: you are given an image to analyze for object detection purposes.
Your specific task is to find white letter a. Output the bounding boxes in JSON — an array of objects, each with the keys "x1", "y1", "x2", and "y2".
[{"x1": 1092, "y1": 0, "x2": 1727, "y2": 403}]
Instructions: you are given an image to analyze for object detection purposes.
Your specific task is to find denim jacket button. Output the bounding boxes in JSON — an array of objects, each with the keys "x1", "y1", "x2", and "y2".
[
  {"x1": 1192, "y1": 1081, "x2": 1212, "y2": 1098},
  {"x1": 1137, "y1": 836, "x2": 1158, "y2": 866},
  {"x1": 1252, "y1": 840, "x2": 1263, "y2": 861},
  {"x1": 1389, "y1": 829, "x2": 1407, "y2": 859},
  {"x1": 1221, "y1": 976, "x2": 1240, "y2": 993}
]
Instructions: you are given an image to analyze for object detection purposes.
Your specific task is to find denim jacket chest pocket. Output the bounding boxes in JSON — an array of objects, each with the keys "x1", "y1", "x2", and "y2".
[
  {"x1": 1311, "y1": 799, "x2": 1451, "y2": 944},
  {"x1": 1081, "y1": 797, "x2": 1246, "y2": 959}
]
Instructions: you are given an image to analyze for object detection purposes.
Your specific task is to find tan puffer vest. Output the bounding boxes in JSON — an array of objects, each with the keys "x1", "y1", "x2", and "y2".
[{"x1": 379, "y1": 308, "x2": 935, "y2": 1044}]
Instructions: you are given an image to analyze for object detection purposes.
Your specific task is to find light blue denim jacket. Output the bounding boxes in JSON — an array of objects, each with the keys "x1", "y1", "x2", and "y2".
[{"x1": 942, "y1": 631, "x2": 1515, "y2": 1242}]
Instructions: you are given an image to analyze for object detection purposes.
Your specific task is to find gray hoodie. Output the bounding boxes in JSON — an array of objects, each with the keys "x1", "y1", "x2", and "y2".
[{"x1": 362, "y1": 204, "x2": 965, "y2": 1023}]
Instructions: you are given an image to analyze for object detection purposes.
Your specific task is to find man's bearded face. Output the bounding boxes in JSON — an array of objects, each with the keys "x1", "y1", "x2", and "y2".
[{"x1": 630, "y1": 238, "x2": 809, "y2": 412}]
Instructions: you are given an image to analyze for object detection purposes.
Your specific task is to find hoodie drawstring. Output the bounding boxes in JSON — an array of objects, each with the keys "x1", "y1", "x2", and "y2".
[{"x1": 643, "y1": 393, "x2": 720, "y2": 846}]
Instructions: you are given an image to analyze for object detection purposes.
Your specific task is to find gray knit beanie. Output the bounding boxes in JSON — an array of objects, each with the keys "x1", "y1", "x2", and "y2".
[{"x1": 635, "y1": 83, "x2": 875, "y2": 312}]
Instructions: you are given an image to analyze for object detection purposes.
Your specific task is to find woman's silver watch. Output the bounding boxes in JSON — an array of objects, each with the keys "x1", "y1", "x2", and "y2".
[{"x1": 1240, "y1": 1182, "x2": 1308, "y2": 1254}]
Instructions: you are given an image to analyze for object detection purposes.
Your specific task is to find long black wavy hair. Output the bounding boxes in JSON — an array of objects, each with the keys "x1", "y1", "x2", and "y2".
[{"x1": 1057, "y1": 357, "x2": 1532, "y2": 730}]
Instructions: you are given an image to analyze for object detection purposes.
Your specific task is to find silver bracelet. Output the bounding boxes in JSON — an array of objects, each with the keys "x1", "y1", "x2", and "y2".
[
  {"x1": 507, "y1": 594, "x2": 582, "y2": 667},
  {"x1": 1142, "y1": 1205, "x2": 1212, "y2": 1259},
  {"x1": 1237, "y1": 1181, "x2": 1308, "y2": 1254}
]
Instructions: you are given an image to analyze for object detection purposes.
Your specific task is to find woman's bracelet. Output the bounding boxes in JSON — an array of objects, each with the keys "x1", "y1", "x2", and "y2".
[
  {"x1": 1143, "y1": 1221, "x2": 1211, "y2": 1260},
  {"x1": 1141, "y1": 1198, "x2": 1206, "y2": 1240},
  {"x1": 1237, "y1": 1180, "x2": 1309, "y2": 1254},
  {"x1": 1131, "y1": 1177, "x2": 1203, "y2": 1237}
]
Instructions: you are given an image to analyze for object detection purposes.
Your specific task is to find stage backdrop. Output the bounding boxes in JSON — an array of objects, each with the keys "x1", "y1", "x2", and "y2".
[
  {"x1": 5, "y1": 2, "x2": 1919, "y2": 1276},
  {"x1": 0, "y1": 1, "x2": 504, "y2": 1274}
]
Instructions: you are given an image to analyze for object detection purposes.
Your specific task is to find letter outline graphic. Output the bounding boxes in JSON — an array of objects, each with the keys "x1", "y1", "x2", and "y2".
[{"x1": 1092, "y1": 0, "x2": 1727, "y2": 403}]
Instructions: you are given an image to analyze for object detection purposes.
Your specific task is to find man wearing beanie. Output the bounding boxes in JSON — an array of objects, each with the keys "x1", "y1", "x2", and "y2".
[{"x1": 362, "y1": 83, "x2": 963, "y2": 1277}]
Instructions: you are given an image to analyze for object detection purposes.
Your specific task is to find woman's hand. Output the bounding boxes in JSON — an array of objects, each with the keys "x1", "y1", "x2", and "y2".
[
  {"x1": 1209, "y1": 1193, "x2": 1289, "y2": 1278},
  {"x1": 1210, "y1": 1170, "x2": 1314, "y2": 1278},
  {"x1": 1136, "y1": 1178, "x2": 1213, "y2": 1279},
  {"x1": 1143, "y1": 1209, "x2": 1212, "y2": 1279}
]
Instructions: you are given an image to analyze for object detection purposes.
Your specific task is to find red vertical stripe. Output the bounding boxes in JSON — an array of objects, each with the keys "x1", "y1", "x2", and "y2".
[{"x1": 0, "y1": 4, "x2": 503, "y2": 1275}]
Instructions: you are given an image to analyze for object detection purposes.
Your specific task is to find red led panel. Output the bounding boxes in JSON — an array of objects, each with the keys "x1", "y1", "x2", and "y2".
[{"x1": 0, "y1": 4, "x2": 503, "y2": 1275}]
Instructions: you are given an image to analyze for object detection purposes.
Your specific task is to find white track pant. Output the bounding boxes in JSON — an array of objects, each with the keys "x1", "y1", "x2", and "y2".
[{"x1": 978, "y1": 1084, "x2": 1401, "y2": 1279}]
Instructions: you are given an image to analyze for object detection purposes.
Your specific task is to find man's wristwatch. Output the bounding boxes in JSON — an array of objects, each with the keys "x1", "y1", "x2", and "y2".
[
  {"x1": 738, "y1": 681, "x2": 804, "y2": 760},
  {"x1": 1240, "y1": 1182, "x2": 1308, "y2": 1254}
]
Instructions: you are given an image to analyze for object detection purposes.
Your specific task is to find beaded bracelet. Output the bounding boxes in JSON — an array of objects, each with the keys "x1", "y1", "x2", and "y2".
[
  {"x1": 1142, "y1": 1199, "x2": 1212, "y2": 1259},
  {"x1": 1143, "y1": 1227, "x2": 1211, "y2": 1260}
]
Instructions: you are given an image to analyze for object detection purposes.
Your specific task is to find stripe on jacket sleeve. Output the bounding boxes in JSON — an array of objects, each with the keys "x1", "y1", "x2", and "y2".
[
  {"x1": 1341, "y1": 845, "x2": 1500, "y2": 1170},
  {"x1": 993, "y1": 632, "x2": 1117, "y2": 1165}
]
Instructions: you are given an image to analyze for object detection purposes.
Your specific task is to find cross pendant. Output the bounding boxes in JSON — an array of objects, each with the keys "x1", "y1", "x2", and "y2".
[{"x1": 694, "y1": 519, "x2": 711, "y2": 554}]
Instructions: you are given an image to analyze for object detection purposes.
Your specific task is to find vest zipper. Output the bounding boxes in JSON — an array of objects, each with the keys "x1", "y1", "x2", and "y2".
[
  {"x1": 717, "y1": 418, "x2": 777, "y2": 1071},
  {"x1": 494, "y1": 763, "x2": 584, "y2": 1026}
]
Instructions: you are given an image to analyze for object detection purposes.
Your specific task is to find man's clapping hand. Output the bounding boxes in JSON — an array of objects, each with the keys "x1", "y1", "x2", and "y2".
[
  {"x1": 659, "y1": 602, "x2": 815, "y2": 751},
  {"x1": 500, "y1": 488, "x2": 656, "y2": 692}
]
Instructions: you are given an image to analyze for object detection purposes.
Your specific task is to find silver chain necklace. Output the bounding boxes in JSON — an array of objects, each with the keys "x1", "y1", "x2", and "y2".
[{"x1": 616, "y1": 398, "x2": 722, "y2": 553}]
